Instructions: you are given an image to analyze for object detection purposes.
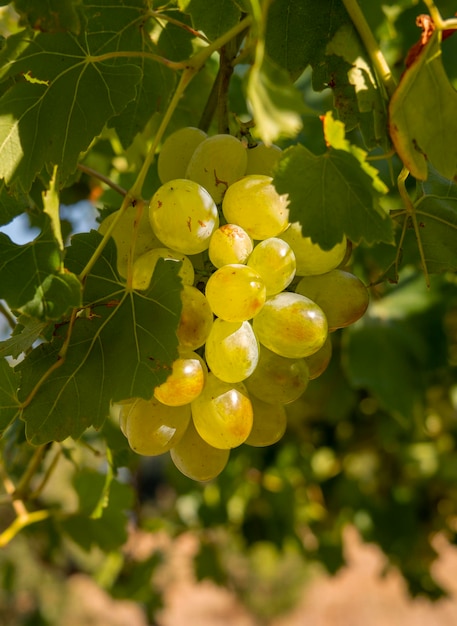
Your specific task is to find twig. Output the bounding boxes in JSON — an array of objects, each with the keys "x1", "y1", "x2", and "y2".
[{"x1": 77, "y1": 164, "x2": 127, "y2": 197}]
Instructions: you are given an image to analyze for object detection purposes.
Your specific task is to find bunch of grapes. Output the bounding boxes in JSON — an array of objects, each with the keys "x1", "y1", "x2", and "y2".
[{"x1": 102, "y1": 128, "x2": 369, "y2": 482}]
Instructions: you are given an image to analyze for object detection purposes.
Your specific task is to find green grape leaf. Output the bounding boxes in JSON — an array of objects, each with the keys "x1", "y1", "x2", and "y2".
[
  {"x1": 389, "y1": 30, "x2": 457, "y2": 181},
  {"x1": 265, "y1": 0, "x2": 349, "y2": 79},
  {"x1": 13, "y1": 0, "x2": 83, "y2": 33},
  {"x1": 72, "y1": 467, "x2": 113, "y2": 519},
  {"x1": 0, "y1": 182, "x2": 30, "y2": 226},
  {"x1": 0, "y1": 1, "x2": 152, "y2": 191},
  {"x1": 0, "y1": 315, "x2": 48, "y2": 359},
  {"x1": 274, "y1": 143, "x2": 394, "y2": 249},
  {"x1": 20, "y1": 271, "x2": 82, "y2": 320},
  {"x1": 0, "y1": 220, "x2": 60, "y2": 310},
  {"x1": 246, "y1": 55, "x2": 306, "y2": 145},
  {"x1": 402, "y1": 169, "x2": 457, "y2": 274},
  {"x1": 0, "y1": 358, "x2": 20, "y2": 433},
  {"x1": 17, "y1": 232, "x2": 182, "y2": 445},
  {"x1": 178, "y1": 0, "x2": 241, "y2": 40},
  {"x1": 156, "y1": 12, "x2": 195, "y2": 62}
]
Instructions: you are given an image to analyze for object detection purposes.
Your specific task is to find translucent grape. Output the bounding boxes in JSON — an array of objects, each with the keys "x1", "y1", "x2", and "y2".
[
  {"x1": 158, "y1": 127, "x2": 207, "y2": 183},
  {"x1": 153, "y1": 350, "x2": 207, "y2": 406},
  {"x1": 245, "y1": 396, "x2": 287, "y2": 447},
  {"x1": 98, "y1": 202, "x2": 161, "y2": 279},
  {"x1": 205, "y1": 319, "x2": 259, "y2": 383},
  {"x1": 205, "y1": 264, "x2": 266, "y2": 322},
  {"x1": 185, "y1": 134, "x2": 248, "y2": 203},
  {"x1": 279, "y1": 222, "x2": 347, "y2": 276},
  {"x1": 208, "y1": 224, "x2": 253, "y2": 268},
  {"x1": 132, "y1": 247, "x2": 194, "y2": 290},
  {"x1": 247, "y1": 237, "x2": 296, "y2": 295},
  {"x1": 245, "y1": 142, "x2": 282, "y2": 176},
  {"x1": 191, "y1": 373, "x2": 253, "y2": 449},
  {"x1": 176, "y1": 285, "x2": 214, "y2": 350},
  {"x1": 305, "y1": 335, "x2": 332, "y2": 380},
  {"x1": 222, "y1": 175, "x2": 289, "y2": 240},
  {"x1": 149, "y1": 179, "x2": 219, "y2": 255},
  {"x1": 295, "y1": 269, "x2": 369, "y2": 331},
  {"x1": 123, "y1": 397, "x2": 191, "y2": 456},
  {"x1": 253, "y1": 292, "x2": 328, "y2": 358},
  {"x1": 170, "y1": 420, "x2": 230, "y2": 481},
  {"x1": 245, "y1": 345, "x2": 309, "y2": 404}
]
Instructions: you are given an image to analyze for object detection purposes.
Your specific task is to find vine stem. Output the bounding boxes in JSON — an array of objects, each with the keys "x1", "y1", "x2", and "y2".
[
  {"x1": 421, "y1": 0, "x2": 457, "y2": 30},
  {"x1": 0, "y1": 510, "x2": 51, "y2": 548},
  {"x1": 342, "y1": 0, "x2": 397, "y2": 98},
  {"x1": 77, "y1": 164, "x2": 127, "y2": 197},
  {"x1": 14, "y1": 445, "x2": 49, "y2": 499}
]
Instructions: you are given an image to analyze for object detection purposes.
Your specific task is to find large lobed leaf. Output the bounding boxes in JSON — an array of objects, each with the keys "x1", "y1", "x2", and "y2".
[
  {"x1": 17, "y1": 232, "x2": 183, "y2": 445},
  {"x1": 0, "y1": 0, "x2": 175, "y2": 191},
  {"x1": 0, "y1": 358, "x2": 20, "y2": 433}
]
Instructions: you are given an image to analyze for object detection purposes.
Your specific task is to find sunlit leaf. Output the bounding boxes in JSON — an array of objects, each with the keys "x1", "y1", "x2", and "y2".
[
  {"x1": 18, "y1": 233, "x2": 182, "y2": 444},
  {"x1": 0, "y1": 315, "x2": 48, "y2": 359},
  {"x1": 389, "y1": 31, "x2": 457, "y2": 181}
]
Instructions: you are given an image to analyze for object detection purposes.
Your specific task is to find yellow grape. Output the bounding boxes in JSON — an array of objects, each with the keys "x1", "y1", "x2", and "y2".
[
  {"x1": 122, "y1": 397, "x2": 191, "y2": 456},
  {"x1": 177, "y1": 285, "x2": 214, "y2": 350},
  {"x1": 208, "y1": 223, "x2": 254, "y2": 268},
  {"x1": 222, "y1": 175, "x2": 289, "y2": 240},
  {"x1": 185, "y1": 134, "x2": 248, "y2": 203},
  {"x1": 205, "y1": 264, "x2": 266, "y2": 322},
  {"x1": 245, "y1": 396, "x2": 287, "y2": 447},
  {"x1": 191, "y1": 373, "x2": 253, "y2": 449},
  {"x1": 245, "y1": 142, "x2": 282, "y2": 176},
  {"x1": 247, "y1": 237, "x2": 296, "y2": 295},
  {"x1": 279, "y1": 221, "x2": 347, "y2": 276},
  {"x1": 170, "y1": 420, "x2": 230, "y2": 481},
  {"x1": 153, "y1": 350, "x2": 207, "y2": 406},
  {"x1": 245, "y1": 345, "x2": 309, "y2": 404},
  {"x1": 149, "y1": 179, "x2": 219, "y2": 255},
  {"x1": 295, "y1": 269, "x2": 369, "y2": 331},
  {"x1": 132, "y1": 247, "x2": 194, "y2": 290},
  {"x1": 305, "y1": 335, "x2": 332, "y2": 380},
  {"x1": 253, "y1": 292, "x2": 328, "y2": 358},
  {"x1": 205, "y1": 318, "x2": 259, "y2": 383},
  {"x1": 158, "y1": 127, "x2": 207, "y2": 183},
  {"x1": 98, "y1": 202, "x2": 161, "y2": 279}
]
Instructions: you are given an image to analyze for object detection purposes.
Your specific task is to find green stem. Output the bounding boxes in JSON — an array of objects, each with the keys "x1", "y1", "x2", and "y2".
[
  {"x1": 77, "y1": 164, "x2": 127, "y2": 197},
  {"x1": 0, "y1": 510, "x2": 51, "y2": 548},
  {"x1": 43, "y1": 165, "x2": 64, "y2": 256},
  {"x1": 86, "y1": 50, "x2": 184, "y2": 71},
  {"x1": 342, "y1": 0, "x2": 397, "y2": 98},
  {"x1": 0, "y1": 300, "x2": 16, "y2": 330},
  {"x1": 421, "y1": 0, "x2": 457, "y2": 30}
]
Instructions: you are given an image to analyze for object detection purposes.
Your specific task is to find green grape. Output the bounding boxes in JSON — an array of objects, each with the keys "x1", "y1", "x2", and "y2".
[
  {"x1": 305, "y1": 335, "x2": 332, "y2": 380},
  {"x1": 98, "y1": 202, "x2": 161, "y2": 279},
  {"x1": 149, "y1": 179, "x2": 219, "y2": 255},
  {"x1": 111, "y1": 399, "x2": 132, "y2": 436},
  {"x1": 245, "y1": 142, "x2": 282, "y2": 176},
  {"x1": 279, "y1": 222, "x2": 347, "y2": 276},
  {"x1": 245, "y1": 396, "x2": 287, "y2": 447},
  {"x1": 295, "y1": 269, "x2": 370, "y2": 331},
  {"x1": 245, "y1": 345, "x2": 309, "y2": 404},
  {"x1": 132, "y1": 247, "x2": 194, "y2": 290},
  {"x1": 191, "y1": 373, "x2": 253, "y2": 449},
  {"x1": 185, "y1": 134, "x2": 248, "y2": 204},
  {"x1": 247, "y1": 237, "x2": 296, "y2": 295},
  {"x1": 154, "y1": 350, "x2": 207, "y2": 406},
  {"x1": 158, "y1": 127, "x2": 207, "y2": 183},
  {"x1": 123, "y1": 397, "x2": 191, "y2": 456},
  {"x1": 177, "y1": 285, "x2": 214, "y2": 350},
  {"x1": 253, "y1": 292, "x2": 328, "y2": 358},
  {"x1": 208, "y1": 224, "x2": 253, "y2": 268},
  {"x1": 205, "y1": 318, "x2": 259, "y2": 383},
  {"x1": 222, "y1": 175, "x2": 289, "y2": 240},
  {"x1": 170, "y1": 420, "x2": 230, "y2": 481},
  {"x1": 205, "y1": 264, "x2": 266, "y2": 322}
]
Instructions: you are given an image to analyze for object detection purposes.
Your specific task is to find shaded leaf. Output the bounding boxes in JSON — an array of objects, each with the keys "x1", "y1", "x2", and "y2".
[
  {"x1": 0, "y1": 358, "x2": 20, "y2": 433},
  {"x1": 13, "y1": 0, "x2": 83, "y2": 33},
  {"x1": 17, "y1": 233, "x2": 182, "y2": 444},
  {"x1": 389, "y1": 31, "x2": 457, "y2": 181},
  {"x1": 0, "y1": 315, "x2": 48, "y2": 359},
  {"x1": 20, "y1": 271, "x2": 82, "y2": 320},
  {"x1": 0, "y1": 182, "x2": 30, "y2": 226},
  {"x1": 178, "y1": 0, "x2": 241, "y2": 41},
  {"x1": 274, "y1": 143, "x2": 394, "y2": 249}
]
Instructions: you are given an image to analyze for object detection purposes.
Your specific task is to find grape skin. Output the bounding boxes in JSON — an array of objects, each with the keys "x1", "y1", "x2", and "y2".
[
  {"x1": 253, "y1": 292, "x2": 328, "y2": 359},
  {"x1": 205, "y1": 264, "x2": 266, "y2": 322},
  {"x1": 205, "y1": 318, "x2": 259, "y2": 383},
  {"x1": 149, "y1": 179, "x2": 219, "y2": 255},
  {"x1": 177, "y1": 285, "x2": 214, "y2": 351},
  {"x1": 245, "y1": 396, "x2": 287, "y2": 447},
  {"x1": 191, "y1": 373, "x2": 253, "y2": 449},
  {"x1": 158, "y1": 126, "x2": 207, "y2": 183},
  {"x1": 209, "y1": 224, "x2": 254, "y2": 268},
  {"x1": 170, "y1": 419, "x2": 230, "y2": 482},
  {"x1": 153, "y1": 350, "x2": 207, "y2": 406},
  {"x1": 245, "y1": 142, "x2": 282, "y2": 177},
  {"x1": 247, "y1": 237, "x2": 296, "y2": 295},
  {"x1": 132, "y1": 247, "x2": 194, "y2": 290}
]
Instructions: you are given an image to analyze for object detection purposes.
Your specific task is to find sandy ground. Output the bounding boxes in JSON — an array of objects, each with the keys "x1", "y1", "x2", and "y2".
[{"x1": 52, "y1": 526, "x2": 457, "y2": 626}]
